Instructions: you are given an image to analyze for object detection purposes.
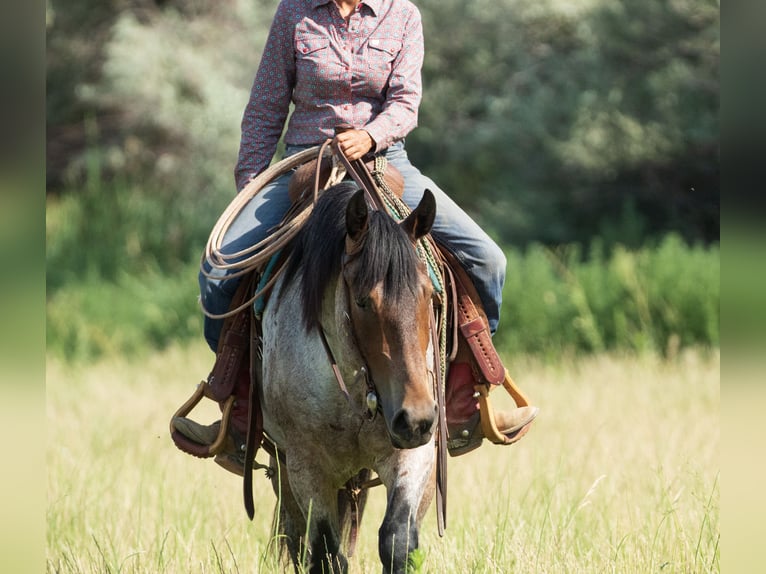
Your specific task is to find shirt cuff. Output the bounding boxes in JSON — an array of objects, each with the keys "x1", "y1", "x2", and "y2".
[{"x1": 364, "y1": 121, "x2": 392, "y2": 153}]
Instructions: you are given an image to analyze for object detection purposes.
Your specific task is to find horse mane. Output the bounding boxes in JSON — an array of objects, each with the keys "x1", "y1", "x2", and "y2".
[{"x1": 282, "y1": 182, "x2": 423, "y2": 332}]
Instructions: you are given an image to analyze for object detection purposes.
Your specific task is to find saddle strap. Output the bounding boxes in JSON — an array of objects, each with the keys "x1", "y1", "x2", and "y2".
[
  {"x1": 441, "y1": 249, "x2": 505, "y2": 386},
  {"x1": 244, "y1": 315, "x2": 265, "y2": 520},
  {"x1": 207, "y1": 275, "x2": 256, "y2": 401}
]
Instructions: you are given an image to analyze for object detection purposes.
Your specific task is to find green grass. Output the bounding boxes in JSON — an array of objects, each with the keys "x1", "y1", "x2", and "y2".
[{"x1": 46, "y1": 344, "x2": 719, "y2": 573}]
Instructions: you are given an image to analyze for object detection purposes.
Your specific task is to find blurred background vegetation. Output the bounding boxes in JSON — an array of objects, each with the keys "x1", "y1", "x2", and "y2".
[{"x1": 46, "y1": 0, "x2": 719, "y2": 362}]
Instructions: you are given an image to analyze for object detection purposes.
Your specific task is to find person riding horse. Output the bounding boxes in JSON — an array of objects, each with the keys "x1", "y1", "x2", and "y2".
[{"x1": 173, "y1": 0, "x2": 536, "y2": 474}]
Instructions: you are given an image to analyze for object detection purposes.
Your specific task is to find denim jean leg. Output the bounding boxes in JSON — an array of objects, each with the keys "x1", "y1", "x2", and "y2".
[
  {"x1": 383, "y1": 143, "x2": 507, "y2": 335},
  {"x1": 199, "y1": 169, "x2": 295, "y2": 351}
]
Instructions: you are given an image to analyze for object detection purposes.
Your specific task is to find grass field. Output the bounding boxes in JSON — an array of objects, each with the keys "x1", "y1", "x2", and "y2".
[{"x1": 47, "y1": 344, "x2": 719, "y2": 573}]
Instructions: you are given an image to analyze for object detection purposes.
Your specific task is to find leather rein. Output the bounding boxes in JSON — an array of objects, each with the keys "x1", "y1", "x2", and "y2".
[{"x1": 326, "y1": 131, "x2": 449, "y2": 535}]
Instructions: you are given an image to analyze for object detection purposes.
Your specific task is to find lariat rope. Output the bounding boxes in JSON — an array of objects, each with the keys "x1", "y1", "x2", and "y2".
[
  {"x1": 200, "y1": 143, "x2": 451, "y2": 411},
  {"x1": 201, "y1": 140, "x2": 450, "y2": 418},
  {"x1": 200, "y1": 141, "x2": 336, "y2": 319}
]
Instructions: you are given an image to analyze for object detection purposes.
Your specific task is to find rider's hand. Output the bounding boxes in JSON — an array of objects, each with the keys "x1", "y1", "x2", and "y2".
[{"x1": 335, "y1": 129, "x2": 375, "y2": 161}]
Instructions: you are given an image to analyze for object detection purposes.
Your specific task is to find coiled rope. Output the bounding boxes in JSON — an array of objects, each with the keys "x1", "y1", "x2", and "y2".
[{"x1": 200, "y1": 141, "x2": 335, "y2": 319}]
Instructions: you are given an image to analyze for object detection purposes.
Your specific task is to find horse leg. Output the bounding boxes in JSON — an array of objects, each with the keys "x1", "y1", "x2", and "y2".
[
  {"x1": 284, "y1": 453, "x2": 348, "y2": 574},
  {"x1": 269, "y1": 456, "x2": 307, "y2": 571},
  {"x1": 377, "y1": 444, "x2": 436, "y2": 574}
]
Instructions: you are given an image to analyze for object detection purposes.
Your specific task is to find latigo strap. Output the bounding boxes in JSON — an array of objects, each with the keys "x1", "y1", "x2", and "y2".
[{"x1": 439, "y1": 248, "x2": 504, "y2": 385}]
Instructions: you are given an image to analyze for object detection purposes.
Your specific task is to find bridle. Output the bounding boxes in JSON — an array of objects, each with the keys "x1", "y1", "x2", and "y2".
[{"x1": 316, "y1": 298, "x2": 381, "y2": 422}]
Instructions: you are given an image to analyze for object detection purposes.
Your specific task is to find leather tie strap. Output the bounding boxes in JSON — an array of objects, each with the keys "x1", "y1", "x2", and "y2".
[
  {"x1": 244, "y1": 316, "x2": 265, "y2": 520},
  {"x1": 442, "y1": 249, "x2": 505, "y2": 386}
]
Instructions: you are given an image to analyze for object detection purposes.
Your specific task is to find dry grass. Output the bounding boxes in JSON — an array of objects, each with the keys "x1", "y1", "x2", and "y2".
[{"x1": 47, "y1": 344, "x2": 719, "y2": 573}]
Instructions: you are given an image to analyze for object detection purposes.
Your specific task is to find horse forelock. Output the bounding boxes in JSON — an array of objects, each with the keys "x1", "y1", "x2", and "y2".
[
  {"x1": 281, "y1": 182, "x2": 423, "y2": 332},
  {"x1": 352, "y1": 214, "x2": 422, "y2": 303}
]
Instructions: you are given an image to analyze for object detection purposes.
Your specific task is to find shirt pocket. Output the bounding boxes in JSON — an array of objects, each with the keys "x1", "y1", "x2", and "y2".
[
  {"x1": 367, "y1": 37, "x2": 402, "y2": 69},
  {"x1": 294, "y1": 33, "x2": 335, "y2": 97},
  {"x1": 296, "y1": 34, "x2": 330, "y2": 59}
]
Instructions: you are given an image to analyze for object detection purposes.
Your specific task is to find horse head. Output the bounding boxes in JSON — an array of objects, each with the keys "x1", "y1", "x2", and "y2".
[{"x1": 343, "y1": 189, "x2": 438, "y2": 449}]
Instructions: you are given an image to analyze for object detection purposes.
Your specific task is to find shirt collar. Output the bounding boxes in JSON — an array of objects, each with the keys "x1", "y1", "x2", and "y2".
[{"x1": 310, "y1": 0, "x2": 382, "y2": 16}]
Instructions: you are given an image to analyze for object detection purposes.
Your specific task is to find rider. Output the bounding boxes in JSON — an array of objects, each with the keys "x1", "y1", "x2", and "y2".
[{"x1": 173, "y1": 0, "x2": 537, "y2": 473}]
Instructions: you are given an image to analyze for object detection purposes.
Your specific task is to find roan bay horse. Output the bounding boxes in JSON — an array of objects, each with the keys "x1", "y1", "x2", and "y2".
[{"x1": 261, "y1": 181, "x2": 438, "y2": 573}]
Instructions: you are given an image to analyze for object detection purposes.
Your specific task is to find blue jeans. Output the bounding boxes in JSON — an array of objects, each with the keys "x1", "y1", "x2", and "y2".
[{"x1": 200, "y1": 142, "x2": 506, "y2": 350}]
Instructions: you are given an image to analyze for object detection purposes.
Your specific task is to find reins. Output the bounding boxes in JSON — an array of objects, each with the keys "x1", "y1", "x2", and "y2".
[{"x1": 329, "y1": 131, "x2": 449, "y2": 535}]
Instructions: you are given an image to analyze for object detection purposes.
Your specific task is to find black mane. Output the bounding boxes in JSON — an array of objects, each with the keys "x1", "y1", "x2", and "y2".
[{"x1": 281, "y1": 182, "x2": 422, "y2": 332}]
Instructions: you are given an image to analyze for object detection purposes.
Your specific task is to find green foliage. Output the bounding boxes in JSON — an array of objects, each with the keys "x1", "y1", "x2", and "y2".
[
  {"x1": 407, "y1": 548, "x2": 425, "y2": 573},
  {"x1": 495, "y1": 234, "x2": 719, "y2": 358},
  {"x1": 47, "y1": 209, "x2": 718, "y2": 362},
  {"x1": 47, "y1": 0, "x2": 276, "y2": 197},
  {"x1": 412, "y1": 0, "x2": 719, "y2": 246},
  {"x1": 47, "y1": 0, "x2": 718, "y2": 249},
  {"x1": 46, "y1": 262, "x2": 203, "y2": 362},
  {"x1": 46, "y1": 177, "x2": 218, "y2": 292},
  {"x1": 45, "y1": 0, "x2": 719, "y2": 363}
]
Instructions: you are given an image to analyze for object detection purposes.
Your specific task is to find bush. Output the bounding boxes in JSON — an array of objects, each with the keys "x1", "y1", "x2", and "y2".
[
  {"x1": 495, "y1": 234, "x2": 719, "y2": 358},
  {"x1": 46, "y1": 175, "x2": 222, "y2": 292},
  {"x1": 47, "y1": 228, "x2": 718, "y2": 363},
  {"x1": 46, "y1": 262, "x2": 203, "y2": 362}
]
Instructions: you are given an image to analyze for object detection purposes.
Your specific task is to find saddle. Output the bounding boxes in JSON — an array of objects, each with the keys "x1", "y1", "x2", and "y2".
[{"x1": 287, "y1": 151, "x2": 405, "y2": 204}]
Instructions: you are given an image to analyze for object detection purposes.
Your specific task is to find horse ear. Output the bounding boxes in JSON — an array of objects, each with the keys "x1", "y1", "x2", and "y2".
[
  {"x1": 401, "y1": 189, "x2": 436, "y2": 241},
  {"x1": 346, "y1": 188, "x2": 369, "y2": 242}
]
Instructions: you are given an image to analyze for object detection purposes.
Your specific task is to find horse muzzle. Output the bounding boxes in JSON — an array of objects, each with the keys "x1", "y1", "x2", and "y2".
[{"x1": 388, "y1": 402, "x2": 437, "y2": 449}]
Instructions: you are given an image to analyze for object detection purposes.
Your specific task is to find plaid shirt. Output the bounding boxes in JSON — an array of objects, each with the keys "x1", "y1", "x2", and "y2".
[{"x1": 235, "y1": 0, "x2": 424, "y2": 191}]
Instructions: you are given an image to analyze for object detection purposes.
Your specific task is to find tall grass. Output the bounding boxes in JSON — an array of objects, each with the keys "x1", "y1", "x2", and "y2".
[{"x1": 46, "y1": 344, "x2": 719, "y2": 573}]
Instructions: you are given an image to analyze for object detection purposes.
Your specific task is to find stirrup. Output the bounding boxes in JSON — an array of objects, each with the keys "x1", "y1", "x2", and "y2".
[
  {"x1": 476, "y1": 370, "x2": 536, "y2": 445},
  {"x1": 169, "y1": 381, "x2": 235, "y2": 458}
]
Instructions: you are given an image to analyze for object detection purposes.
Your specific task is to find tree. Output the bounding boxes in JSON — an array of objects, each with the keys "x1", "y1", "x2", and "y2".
[{"x1": 411, "y1": 0, "x2": 719, "y2": 246}]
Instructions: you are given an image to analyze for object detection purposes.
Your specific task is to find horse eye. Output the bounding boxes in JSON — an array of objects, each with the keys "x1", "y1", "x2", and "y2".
[{"x1": 355, "y1": 296, "x2": 369, "y2": 309}]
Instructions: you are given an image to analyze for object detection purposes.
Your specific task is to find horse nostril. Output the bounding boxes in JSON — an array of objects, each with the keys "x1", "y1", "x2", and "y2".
[
  {"x1": 391, "y1": 407, "x2": 436, "y2": 446},
  {"x1": 391, "y1": 410, "x2": 413, "y2": 441}
]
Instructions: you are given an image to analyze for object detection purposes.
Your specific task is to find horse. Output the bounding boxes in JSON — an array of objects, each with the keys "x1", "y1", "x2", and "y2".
[{"x1": 260, "y1": 180, "x2": 439, "y2": 573}]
